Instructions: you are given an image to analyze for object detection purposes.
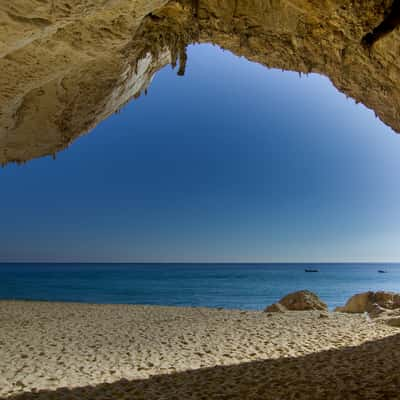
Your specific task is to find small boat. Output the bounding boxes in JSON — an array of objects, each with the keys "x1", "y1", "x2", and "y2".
[
  {"x1": 378, "y1": 270, "x2": 387, "y2": 273},
  {"x1": 304, "y1": 269, "x2": 319, "y2": 273}
]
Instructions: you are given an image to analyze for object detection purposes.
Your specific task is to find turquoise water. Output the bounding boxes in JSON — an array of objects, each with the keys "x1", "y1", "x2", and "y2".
[{"x1": 0, "y1": 263, "x2": 399, "y2": 310}]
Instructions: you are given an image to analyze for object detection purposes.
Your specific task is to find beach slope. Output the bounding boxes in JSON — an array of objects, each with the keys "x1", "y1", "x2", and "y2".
[{"x1": 0, "y1": 301, "x2": 398, "y2": 399}]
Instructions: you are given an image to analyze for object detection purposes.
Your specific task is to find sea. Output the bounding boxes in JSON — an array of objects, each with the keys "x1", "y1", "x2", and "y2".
[{"x1": 0, "y1": 263, "x2": 399, "y2": 310}]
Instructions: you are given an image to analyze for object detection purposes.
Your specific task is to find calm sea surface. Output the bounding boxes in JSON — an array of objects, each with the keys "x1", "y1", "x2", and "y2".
[{"x1": 0, "y1": 263, "x2": 399, "y2": 310}]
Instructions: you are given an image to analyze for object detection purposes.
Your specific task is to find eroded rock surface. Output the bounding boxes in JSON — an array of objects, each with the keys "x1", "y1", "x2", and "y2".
[
  {"x1": 1, "y1": 0, "x2": 400, "y2": 164},
  {"x1": 335, "y1": 291, "x2": 400, "y2": 328},
  {"x1": 335, "y1": 291, "x2": 400, "y2": 313},
  {"x1": 265, "y1": 290, "x2": 328, "y2": 312}
]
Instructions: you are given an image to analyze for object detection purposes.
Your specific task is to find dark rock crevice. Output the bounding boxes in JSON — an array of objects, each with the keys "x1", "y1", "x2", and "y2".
[{"x1": 362, "y1": 0, "x2": 400, "y2": 47}]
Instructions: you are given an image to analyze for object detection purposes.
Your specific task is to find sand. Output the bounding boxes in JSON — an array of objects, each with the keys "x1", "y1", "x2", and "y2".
[{"x1": 0, "y1": 300, "x2": 399, "y2": 399}]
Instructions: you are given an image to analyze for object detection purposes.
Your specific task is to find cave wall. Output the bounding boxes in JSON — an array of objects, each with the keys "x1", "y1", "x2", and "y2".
[{"x1": 0, "y1": 0, "x2": 399, "y2": 164}]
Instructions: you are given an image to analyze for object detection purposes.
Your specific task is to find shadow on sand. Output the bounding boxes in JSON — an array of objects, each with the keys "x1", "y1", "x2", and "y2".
[{"x1": 3, "y1": 333, "x2": 400, "y2": 400}]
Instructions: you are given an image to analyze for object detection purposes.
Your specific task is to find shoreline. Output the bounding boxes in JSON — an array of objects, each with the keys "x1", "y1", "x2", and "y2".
[
  {"x1": 0, "y1": 299, "x2": 263, "y2": 310},
  {"x1": 1, "y1": 300, "x2": 399, "y2": 398}
]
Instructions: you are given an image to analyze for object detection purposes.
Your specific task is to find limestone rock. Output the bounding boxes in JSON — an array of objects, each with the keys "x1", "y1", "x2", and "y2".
[
  {"x1": 334, "y1": 291, "x2": 400, "y2": 314},
  {"x1": 2, "y1": 1, "x2": 400, "y2": 164},
  {"x1": 368, "y1": 303, "x2": 389, "y2": 318},
  {"x1": 265, "y1": 290, "x2": 327, "y2": 312},
  {"x1": 265, "y1": 303, "x2": 287, "y2": 313}
]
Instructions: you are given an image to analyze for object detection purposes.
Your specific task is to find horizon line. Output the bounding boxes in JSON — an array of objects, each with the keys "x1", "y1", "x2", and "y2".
[{"x1": 0, "y1": 261, "x2": 398, "y2": 265}]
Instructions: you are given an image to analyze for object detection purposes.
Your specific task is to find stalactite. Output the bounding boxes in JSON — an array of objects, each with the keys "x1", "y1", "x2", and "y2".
[
  {"x1": 170, "y1": 38, "x2": 179, "y2": 69},
  {"x1": 177, "y1": 45, "x2": 188, "y2": 76},
  {"x1": 239, "y1": 33, "x2": 249, "y2": 48},
  {"x1": 192, "y1": 0, "x2": 200, "y2": 18},
  {"x1": 233, "y1": 0, "x2": 238, "y2": 19},
  {"x1": 129, "y1": 2, "x2": 202, "y2": 86},
  {"x1": 134, "y1": 59, "x2": 139, "y2": 75}
]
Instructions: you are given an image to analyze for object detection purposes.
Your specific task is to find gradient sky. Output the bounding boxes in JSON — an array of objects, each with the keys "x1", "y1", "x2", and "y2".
[{"x1": 1, "y1": 44, "x2": 400, "y2": 262}]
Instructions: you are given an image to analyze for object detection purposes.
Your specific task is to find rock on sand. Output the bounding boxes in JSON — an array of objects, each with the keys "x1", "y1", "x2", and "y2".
[{"x1": 264, "y1": 290, "x2": 328, "y2": 312}]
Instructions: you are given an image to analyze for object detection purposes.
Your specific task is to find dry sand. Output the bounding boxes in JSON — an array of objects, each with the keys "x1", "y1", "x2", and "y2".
[{"x1": 0, "y1": 300, "x2": 399, "y2": 399}]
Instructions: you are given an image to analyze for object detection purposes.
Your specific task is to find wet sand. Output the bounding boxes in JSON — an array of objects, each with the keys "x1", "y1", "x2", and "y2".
[{"x1": 0, "y1": 300, "x2": 399, "y2": 399}]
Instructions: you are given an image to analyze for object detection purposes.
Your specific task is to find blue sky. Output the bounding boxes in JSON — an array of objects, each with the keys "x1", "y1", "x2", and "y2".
[{"x1": 1, "y1": 44, "x2": 400, "y2": 262}]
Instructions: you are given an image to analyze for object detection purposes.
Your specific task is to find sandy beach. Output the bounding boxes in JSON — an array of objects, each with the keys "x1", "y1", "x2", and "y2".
[{"x1": 0, "y1": 300, "x2": 399, "y2": 399}]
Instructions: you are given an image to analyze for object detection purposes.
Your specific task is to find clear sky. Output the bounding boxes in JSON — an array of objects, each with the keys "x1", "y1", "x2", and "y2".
[{"x1": 1, "y1": 44, "x2": 400, "y2": 263}]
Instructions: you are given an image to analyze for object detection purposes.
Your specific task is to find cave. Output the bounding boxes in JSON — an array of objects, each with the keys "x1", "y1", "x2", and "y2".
[{"x1": 1, "y1": 0, "x2": 400, "y2": 164}]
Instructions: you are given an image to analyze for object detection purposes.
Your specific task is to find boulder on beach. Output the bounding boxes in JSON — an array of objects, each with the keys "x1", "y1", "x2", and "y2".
[
  {"x1": 265, "y1": 290, "x2": 328, "y2": 312},
  {"x1": 368, "y1": 303, "x2": 389, "y2": 318},
  {"x1": 265, "y1": 302, "x2": 288, "y2": 313},
  {"x1": 334, "y1": 291, "x2": 400, "y2": 314}
]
